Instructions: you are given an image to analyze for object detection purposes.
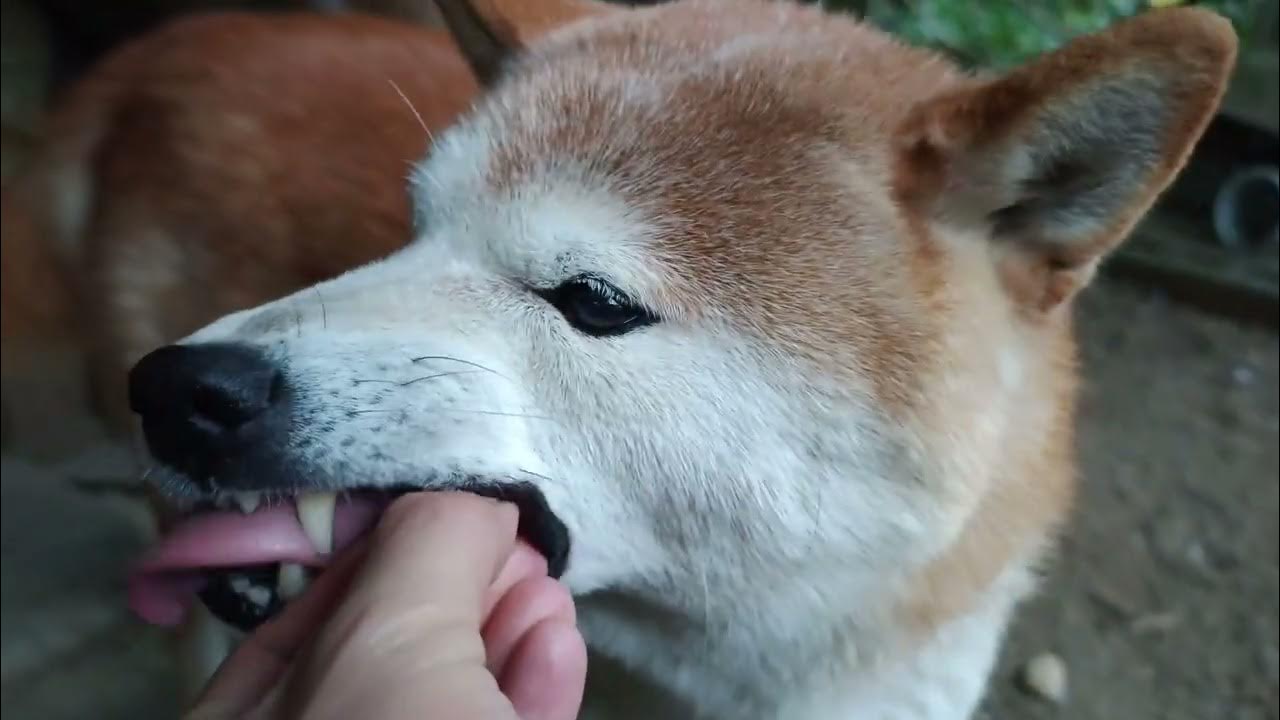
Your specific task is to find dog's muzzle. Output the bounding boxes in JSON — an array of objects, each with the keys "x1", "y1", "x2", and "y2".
[{"x1": 125, "y1": 343, "x2": 569, "y2": 633}]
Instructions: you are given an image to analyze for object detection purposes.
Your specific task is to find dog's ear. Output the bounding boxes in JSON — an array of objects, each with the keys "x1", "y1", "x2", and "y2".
[
  {"x1": 433, "y1": 0, "x2": 613, "y2": 86},
  {"x1": 893, "y1": 8, "x2": 1236, "y2": 313}
]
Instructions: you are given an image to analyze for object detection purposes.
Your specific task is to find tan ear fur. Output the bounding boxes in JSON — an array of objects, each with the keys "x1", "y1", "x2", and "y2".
[
  {"x1": 433, "y1": 0, "x2": 612, "y2": 85},
  {"x1": 893, "y1": 7, "x2": 1237, "y2": 312}
]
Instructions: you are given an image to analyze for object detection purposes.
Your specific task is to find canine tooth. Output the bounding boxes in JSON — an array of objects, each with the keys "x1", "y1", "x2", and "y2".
[
  {"x1": 277, "y1": 563, "x2": 309, "y2": 600},
  {"x1": 296, "y1": 492, "x2": 336, "y2": 555},
  {"x1": 234, "y1": 492, "x2": 262, "y2": 515}
]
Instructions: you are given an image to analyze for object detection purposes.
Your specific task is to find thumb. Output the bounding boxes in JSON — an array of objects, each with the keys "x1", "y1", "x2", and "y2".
[{"x1": 278, "y1": 492, "x2": 524, "y2": 719}]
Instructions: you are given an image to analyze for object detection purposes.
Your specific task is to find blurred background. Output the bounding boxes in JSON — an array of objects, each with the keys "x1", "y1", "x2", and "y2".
[{"x1": 1, "y1": 0, "x2": 1276, "y2": 718}]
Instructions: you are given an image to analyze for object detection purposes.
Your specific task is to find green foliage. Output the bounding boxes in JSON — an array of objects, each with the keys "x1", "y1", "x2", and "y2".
[{"x1": 824, "y1": 0, "x2": 1265, "y2": 69}]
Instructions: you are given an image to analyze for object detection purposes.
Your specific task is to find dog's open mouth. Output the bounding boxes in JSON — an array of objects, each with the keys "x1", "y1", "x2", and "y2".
[{"x1": 128, "y1": 481, "x2": 569, "y2": 633}]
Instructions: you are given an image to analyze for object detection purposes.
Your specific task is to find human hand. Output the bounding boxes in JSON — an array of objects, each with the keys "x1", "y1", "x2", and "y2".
[{"x1": 187, "y1": 492, "x2": 586, "y2": 720}]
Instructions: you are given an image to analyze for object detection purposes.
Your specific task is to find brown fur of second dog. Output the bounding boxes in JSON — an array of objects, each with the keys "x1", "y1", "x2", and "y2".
[{"x1": 1, "y1": 10, "x2": 478, "y2": 444}]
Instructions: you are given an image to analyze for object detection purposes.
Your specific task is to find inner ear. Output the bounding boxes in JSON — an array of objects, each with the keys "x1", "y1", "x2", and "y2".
[
  {"x1": 985, "y1": 73, "x2": 1174, "y2": 261},
  {"x1": 893, "y1": 7, "x2": 1236, "y2": 312}
]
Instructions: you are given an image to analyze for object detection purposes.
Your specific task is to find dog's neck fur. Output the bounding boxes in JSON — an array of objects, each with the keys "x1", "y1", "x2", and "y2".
[
  {"x1": 565, "y1": 311, "x2": 1074, "y2": 719},
  {"x1": 576, "y1": 568, "x2": 1027, "y2": 718}
]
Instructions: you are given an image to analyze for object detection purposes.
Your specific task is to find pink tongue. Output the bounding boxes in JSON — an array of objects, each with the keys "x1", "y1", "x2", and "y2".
[{"x1": 129, "y1": 496, "x2": 387, "y2": 627}]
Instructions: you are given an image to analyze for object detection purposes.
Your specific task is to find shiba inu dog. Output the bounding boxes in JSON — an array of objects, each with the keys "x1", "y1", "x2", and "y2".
[{"x1": 119, "y1": 1, "x2": 1236, "y2": 717}]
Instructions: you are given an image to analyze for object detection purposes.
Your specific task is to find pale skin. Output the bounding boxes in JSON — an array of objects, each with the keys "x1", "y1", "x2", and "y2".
[{"x1": 188, "y1": 493, "x2": 588, "y2": 720}]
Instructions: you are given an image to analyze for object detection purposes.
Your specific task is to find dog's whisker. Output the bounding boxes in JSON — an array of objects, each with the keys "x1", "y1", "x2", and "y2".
[
  {"x1": 350, "y1": 370, "x2": 481, "y2": 387},
  {"x1": 409, "y1": 354, "x2": 511, "y2": 382},
  {"x1": 388, "y1": 78, "x2": 432, "y2": 142},
  {"x1": 346, "y1": 406, "x2": 549, "y2": 421},
  {"x1": 397, "y1": 370, "x2": 483, "y2": 386},
  {"x1": 314, "y1": 287, "x2": 328, "y2": 330},
  {"x1": 150, "y1": 466, "x2": 201, "y2": 500},
  {"x1": 441, "y1": 409, "x2": 554, "y2": 422},
  {"x1": 517, "y1": 468, "x2": 554, "y2": 483}
]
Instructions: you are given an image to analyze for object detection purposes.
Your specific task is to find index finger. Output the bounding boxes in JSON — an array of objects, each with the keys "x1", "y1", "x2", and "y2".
[
  {"x1": 252, "y1": 540, "x2": 372, "y2": 658},
  {"x1": 189, "y1": 540, "x2": 370, "y2": 718}
]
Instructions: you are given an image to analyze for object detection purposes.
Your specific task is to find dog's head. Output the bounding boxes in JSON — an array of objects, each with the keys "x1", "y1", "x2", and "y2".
[{"x1": 129, "y1": 0, "x2": 1233, "y2": 653}]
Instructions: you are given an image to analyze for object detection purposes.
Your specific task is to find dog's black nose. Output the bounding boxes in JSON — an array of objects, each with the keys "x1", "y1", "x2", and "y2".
[{"x1": 130, "y1": 343, "x2": 287, "y2": 487}]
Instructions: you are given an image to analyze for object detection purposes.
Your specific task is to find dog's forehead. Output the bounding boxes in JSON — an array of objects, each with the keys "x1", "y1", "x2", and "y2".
[
  {"x1": 441, "y1": 8, "x2": 950, "y2": 247},
  {"x1": 416, "y1": 1, "x2": 963, "y2": 395}
]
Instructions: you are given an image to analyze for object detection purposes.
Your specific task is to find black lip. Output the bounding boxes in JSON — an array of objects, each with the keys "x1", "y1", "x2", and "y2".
[{"x1": 459, "y1": 481, "x2": 570, "y2": 579}]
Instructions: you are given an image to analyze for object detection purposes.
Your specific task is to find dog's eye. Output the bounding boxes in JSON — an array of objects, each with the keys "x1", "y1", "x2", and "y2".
[{"x1": 539, "y1": 276, "x2": 658, "y2": 337}]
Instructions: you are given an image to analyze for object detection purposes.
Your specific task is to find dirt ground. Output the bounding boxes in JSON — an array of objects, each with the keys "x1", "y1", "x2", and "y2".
[{"x1": 1, "y1": 278, "x2": 1275, "y2": 719}]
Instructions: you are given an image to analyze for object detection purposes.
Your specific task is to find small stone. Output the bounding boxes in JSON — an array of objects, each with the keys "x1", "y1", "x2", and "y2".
[
  {"x1": 1185, "y1": 541, "x2": 1210, "y2": 570},
  {"x1": 1019, "y1": 652, "x2": 1068, "y2": 703},
  {"x1": 1230, "y1": 364, "x2": 1255, "y2": 386}
]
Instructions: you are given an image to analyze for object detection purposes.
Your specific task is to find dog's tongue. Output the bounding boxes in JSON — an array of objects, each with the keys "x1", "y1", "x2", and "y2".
[{"x1": 128, "y1": 496, "x2": 387, "y2": 627}]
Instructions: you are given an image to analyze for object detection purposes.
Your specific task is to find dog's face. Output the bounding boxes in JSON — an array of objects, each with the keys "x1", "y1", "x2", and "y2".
[
  {"x1": 140, "y1": 40, "x2": 941, "y2": 599},
  {"x1": 129, "y1": 0, "x2": 1234, "y2": 664}
]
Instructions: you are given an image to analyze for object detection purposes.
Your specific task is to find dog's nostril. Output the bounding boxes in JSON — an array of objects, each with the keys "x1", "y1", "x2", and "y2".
[
  {"x1": 190, "y1": 375, "x2": 274, "y2": 431},
  {"x1": 130, "y1": 342, "x2": 284, "y2": 432},
  {"x1": 129, "y1": 342, "x2": 287, "y2": 486}
]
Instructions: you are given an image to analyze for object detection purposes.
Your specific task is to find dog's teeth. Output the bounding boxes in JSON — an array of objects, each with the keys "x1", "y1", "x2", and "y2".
[
  {"x1": 234, "y1": 492, "x2": 262, "y2": 515},
  {"x1": 277, "y1": 563, "x2": 309, "y2": 600},
  {"x1": 228, "y1": 573, "x2": 274, "y2": 610},
  {"x1": 296, "y1": 492, "x2": 336, "y2": 555}
]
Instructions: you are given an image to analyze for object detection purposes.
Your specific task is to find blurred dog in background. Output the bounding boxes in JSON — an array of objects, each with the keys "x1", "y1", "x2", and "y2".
[
  {"x1": 0, "y1": 1, "x2": 477, "y2": 697},
  {"x1": 1, "y1": 4, "x2": 471, "y2": 449}
]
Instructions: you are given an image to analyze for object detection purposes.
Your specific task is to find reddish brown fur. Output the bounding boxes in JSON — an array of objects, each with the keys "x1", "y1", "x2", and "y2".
[
  {"x1": 481, "y1": 1, "x2": 970, "y2": 409},
  {"x1": 1, "y1": 11, "x2": 479, "y2": 433},
  {"x1": 891, "y1": 8, "x2": 1235, "y2": 632},
  {"x1": 453, "y1": 0, "x2": 1235, "y2": 646}
]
